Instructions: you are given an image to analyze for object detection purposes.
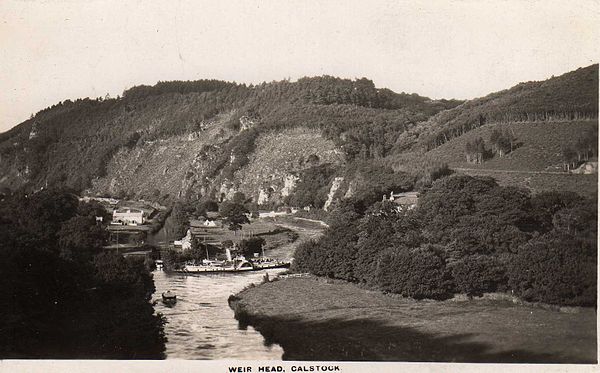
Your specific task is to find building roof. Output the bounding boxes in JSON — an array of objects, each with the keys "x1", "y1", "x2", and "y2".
[
  {"x1": 391, "y1": 191, "x2": 420, "y2": 198},
  {"x1": 113, "y1": 208, "x2": 143, "y2": 214}
]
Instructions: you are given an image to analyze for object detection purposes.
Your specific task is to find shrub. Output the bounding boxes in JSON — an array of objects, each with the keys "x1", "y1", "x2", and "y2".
[
  {"x1": 291, "y1": 239, "x2": 322, "y2": 274},
  {"x1": 353, "y1": 203, "x2": 423, "y2": 286},
  {"x1": 375, "y1": 246, "x2": 453, "y2": 300},
  {"x1": 450, "y1": 255, "x2": 508, "y2": 297},
  {"x1": 238, "y1": 237, "x2": 266, "y2": 257},
  {"x1": 429, "y1": 163, "x2": 454, "y2": 181},
  {"x1": 508, "y1": 232, "x2": 596, "y2": 306}
]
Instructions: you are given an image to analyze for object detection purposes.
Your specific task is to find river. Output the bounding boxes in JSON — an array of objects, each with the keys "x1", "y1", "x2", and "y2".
[
  {"x1": 149, "y1": 216, "x2": 326, "y2": 359},
  {"x1": 152, "y1": 269, "x2": 286, "y2": 359},
  {"x1": 147, "y1": 213, "x2": 177, "y2": 247}
]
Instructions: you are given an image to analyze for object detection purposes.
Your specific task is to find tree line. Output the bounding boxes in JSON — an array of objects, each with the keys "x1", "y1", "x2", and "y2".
[
  {"x1": 1, "y1": 73, "x2": 460, "y2": 197},
  {"x1": 562, "y1": 126, "x2": 598, "y2": 171},
  {"x1": 407, "y1": 64, "x2": 598, "y2": 153},
  {"x1": 0, "y1": 189, "x2": 166, "y2": 358},
  {"x1": 293, "y1": 174, "x2": 596, "y2": 306}
]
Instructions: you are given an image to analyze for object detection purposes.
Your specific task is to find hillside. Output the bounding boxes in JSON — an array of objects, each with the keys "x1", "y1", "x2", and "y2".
[
  {"x1": 425, "y1": 120, "x2": 597, "y2": 171},
  {"x1": 389, "y1": 65, "x2": 598, "y2": 197},
  {"x1": 395, "y1": 64, "x2": 598, "y2": 153},
  {"x1": 0, "y1": 76, "x2": 458, "y2": 204},
  {"x1": 0, "y1": 65, "x2": 597, "y2": 205}
]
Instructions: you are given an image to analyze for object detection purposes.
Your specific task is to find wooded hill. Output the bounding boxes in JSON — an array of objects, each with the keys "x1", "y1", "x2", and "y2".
[
  {"x1": 0, "y1": 76, "x2": 461, "y2": 200},
  {"x1": 396, "y1": 64, "x2": 598, "y2": 153},
  {"x1": 0, "y1": 64, "x2": 597, "y2": 206}
]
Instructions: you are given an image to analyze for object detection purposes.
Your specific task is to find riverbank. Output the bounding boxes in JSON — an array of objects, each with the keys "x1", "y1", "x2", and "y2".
[{"x1": 228, "y1": 275, "x2": 597, "y2": 363}]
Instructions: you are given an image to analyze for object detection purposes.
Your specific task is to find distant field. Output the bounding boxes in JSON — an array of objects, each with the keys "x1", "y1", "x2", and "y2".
[
  {"x1": 231, "y1": 276, "x2": 597, "y2": 363},
  {"x1": 192, "y1": 218, "x2": 298, "y2": 250},
  {"x1": 455, "y1": 168, "x2": 597, "y2": 198},
  {"x1": 389, "y1": 120, "x2": 598, "y2": 197},
  {"x1": 426, "y1": 120, "x2": 597, "y2": 171}
]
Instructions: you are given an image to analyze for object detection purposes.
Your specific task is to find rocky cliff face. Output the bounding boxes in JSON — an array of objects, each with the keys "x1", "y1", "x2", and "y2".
[
  {"x1": 87, "y1": 125, "x2": 343, "y2": 206},
  {"x1": 1, "y1": 67, "x2": 595, "y2": 203},
  {"x1": 232, "y1": 128, "x2": 344, "y2": 206},
  {"x1": 87, "y1": 112, "x2": 236, "y2": 201}
]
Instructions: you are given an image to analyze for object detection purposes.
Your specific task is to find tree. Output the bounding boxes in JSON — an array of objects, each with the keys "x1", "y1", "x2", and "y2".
[
  {"x1": 78, "y1": 200, "x2": 112, "y2": 223},
  {"x1": 19, "y1": 189, "x2": 80, "y2": 248},
  {"x1": 201, "y1": 199, "x2": 219, "y2": 212},
  {"x1": 353, "y1": 201, "x2": 422, "y2": 285},
  {"x1": 91, "y1": 253, "x2": 167, "y2": 358},
  {"x1": 562, "y1": 146, "x2": 578, "y2": 171},
  {"x1": 552, "y1": 202, "x2": 597, "y2": 239},
  {"x1": 376, "y1": 245, "x2": 453, "y2": 300},
  {"x1": 219, "y1": 201, "x2": 250, "y2": 233},
  {"x1": 489, "y1": 128, "x2": 512, "y2": 157},
  {"x1": 171, "y1": 202, "x2": 190, "y2": 238},
  {"x1": 287, "y1": 164, "x2": 336, "y2": 208},
  {"x1": 238, "y1": 237, "x2": 266, "y2": 257},
  {"x1": 508, "y1": 232, "x2": 596, "y2": 306},
  {"x1": 528, "y1": 191, "x2": 584, "y2": 232},
  {"x1": 58, "y1": 215, "x2": 108, "y2": 262},
  {"x1": 465, "y1": 137, "x2": 486, "y2": 164},
  {"x1": 231, "y1": 191, "x2": 248, "y2": 205},
  {"x1": 346, "y1": 161, "x2": 414, "y2": 207},
  {"x1": 450, "y1": 255, "x2": 507, "y2": 297}
]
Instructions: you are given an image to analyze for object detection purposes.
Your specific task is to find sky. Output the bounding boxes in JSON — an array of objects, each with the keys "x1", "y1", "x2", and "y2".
[{"x1": 0, "y1": 0, "x2": 598, "y2": 132}]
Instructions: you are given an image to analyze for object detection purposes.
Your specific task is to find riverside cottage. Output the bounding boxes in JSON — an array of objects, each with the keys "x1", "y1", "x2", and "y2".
[
  {"x1": 383, "y1": 191, "x2": 420, "y2": 210},
  {"x1": 112, "y1": 208, "x2": 145, "y2": 225}
]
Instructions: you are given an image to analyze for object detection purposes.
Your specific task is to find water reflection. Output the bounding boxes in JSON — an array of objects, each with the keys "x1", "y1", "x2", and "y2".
[{"x1": 152, "y1": 269, "x2": 285, "y2": 359}]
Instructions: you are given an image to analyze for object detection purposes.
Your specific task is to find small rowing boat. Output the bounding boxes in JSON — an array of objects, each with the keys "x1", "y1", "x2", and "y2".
[{"x1": 162, "y1": 290, "x2": 177, "y2": 305}]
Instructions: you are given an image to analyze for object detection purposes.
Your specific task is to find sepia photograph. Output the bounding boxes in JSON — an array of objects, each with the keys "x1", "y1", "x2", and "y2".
[{"x1": 0, "y1": 1, "x2": 598, "y2": 372}]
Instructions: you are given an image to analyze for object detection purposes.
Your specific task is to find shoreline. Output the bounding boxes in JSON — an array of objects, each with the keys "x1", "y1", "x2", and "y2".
[{"x1": 228, "y1": 275, "x2": 597, "y2": 363}]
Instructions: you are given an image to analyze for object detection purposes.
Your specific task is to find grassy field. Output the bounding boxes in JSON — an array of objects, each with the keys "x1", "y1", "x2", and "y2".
[
  {"x1": 455, "y1": 168, "x2": 597, "y2": 198},
  {"x1": 425, "y1": 120, "x2": 597, "y2": 171},
  {"x1": 191, "y1": 218, "x2": 296, "y2": 248},
  {"x1": 230, "y1": 276, "x2": 597, "y2": 363},
  {"x1": 390, "y1": 120, "x2": 598, "y2": 197}
]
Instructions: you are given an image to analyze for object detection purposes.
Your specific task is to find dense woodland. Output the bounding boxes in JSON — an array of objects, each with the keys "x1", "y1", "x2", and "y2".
[
  {"x1": 0, "y1": 75, "x2": 462, "y2": 195},
  {"x1": 293, "y1": 174, "x2": 597, "y2": 307},
  {"x1": 0, "y1": 66, "x2": 597, "y2": 207},
  {"x1": 0, "y1": 189, "x2": 166, "y2": 358}
]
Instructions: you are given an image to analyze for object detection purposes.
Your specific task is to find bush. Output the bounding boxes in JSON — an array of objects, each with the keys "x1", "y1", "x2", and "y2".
[
  {"x1": 508, "y1": 233, "x2": 596, "y2": 306},
  {"x1": 375, "y1": 246, "x2": 453, "y2": 300},
  {"x1": 291, "y1": 239, "x2": 322, "y2": 273},
  {"x1": 161, "y1": 249, "x2": 184, "y2": 271},
  {"x1": 290, "y1": 199, "x2": 362, "y2": 279},
  {"x1": 292, "y1": 235, "x2": 357, "y2": 280},
  {"x1": 450, "y1": 255, "x2": 508, "y2": 297},
  {"x1": 238, "y1": 237, "x2": 266, "y2": 257}
]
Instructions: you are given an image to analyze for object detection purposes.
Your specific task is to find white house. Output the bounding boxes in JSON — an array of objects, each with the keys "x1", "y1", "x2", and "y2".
[
  {"x1": 384, "y1": 191, "x2": 420, "y2": 210},
  {"x1": 112, "y1": 208, "x2": 145, "y2": 225},
  {"x1": 203, "y1": 219, "x2": 221, "y2": 227},
  {"x1": 174, "y1": 229, "x2": 193, "y2": 251},
  {"x1": 258, "y1": 210, "x2": 289, "y2": 218}
]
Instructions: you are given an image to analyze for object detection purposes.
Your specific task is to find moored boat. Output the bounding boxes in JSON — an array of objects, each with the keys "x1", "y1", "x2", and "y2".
[
  {"x1": 175, "y1": 256, "x2": 290, "y2": 274},
  {"x1": 180, "y1": 257, "x2": 255, "y2": 273},
  {"x1": 251, "y1": 257, "x2": 291, "y2": 270},
  {"x1": 162, "y1": 290, "x2": 177, "y2": 304}
]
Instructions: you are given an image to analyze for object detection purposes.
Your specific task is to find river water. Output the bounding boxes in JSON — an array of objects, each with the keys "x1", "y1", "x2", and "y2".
[
  {"x1": 147, "y1": 214, "x2": 177, "y2": 247},
  {"x1": 149, "y1": 216, "x2": 326, "y2": 359},
  {"x1": 152, "y1": 269, "x2": 286, "y2": 359}
]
